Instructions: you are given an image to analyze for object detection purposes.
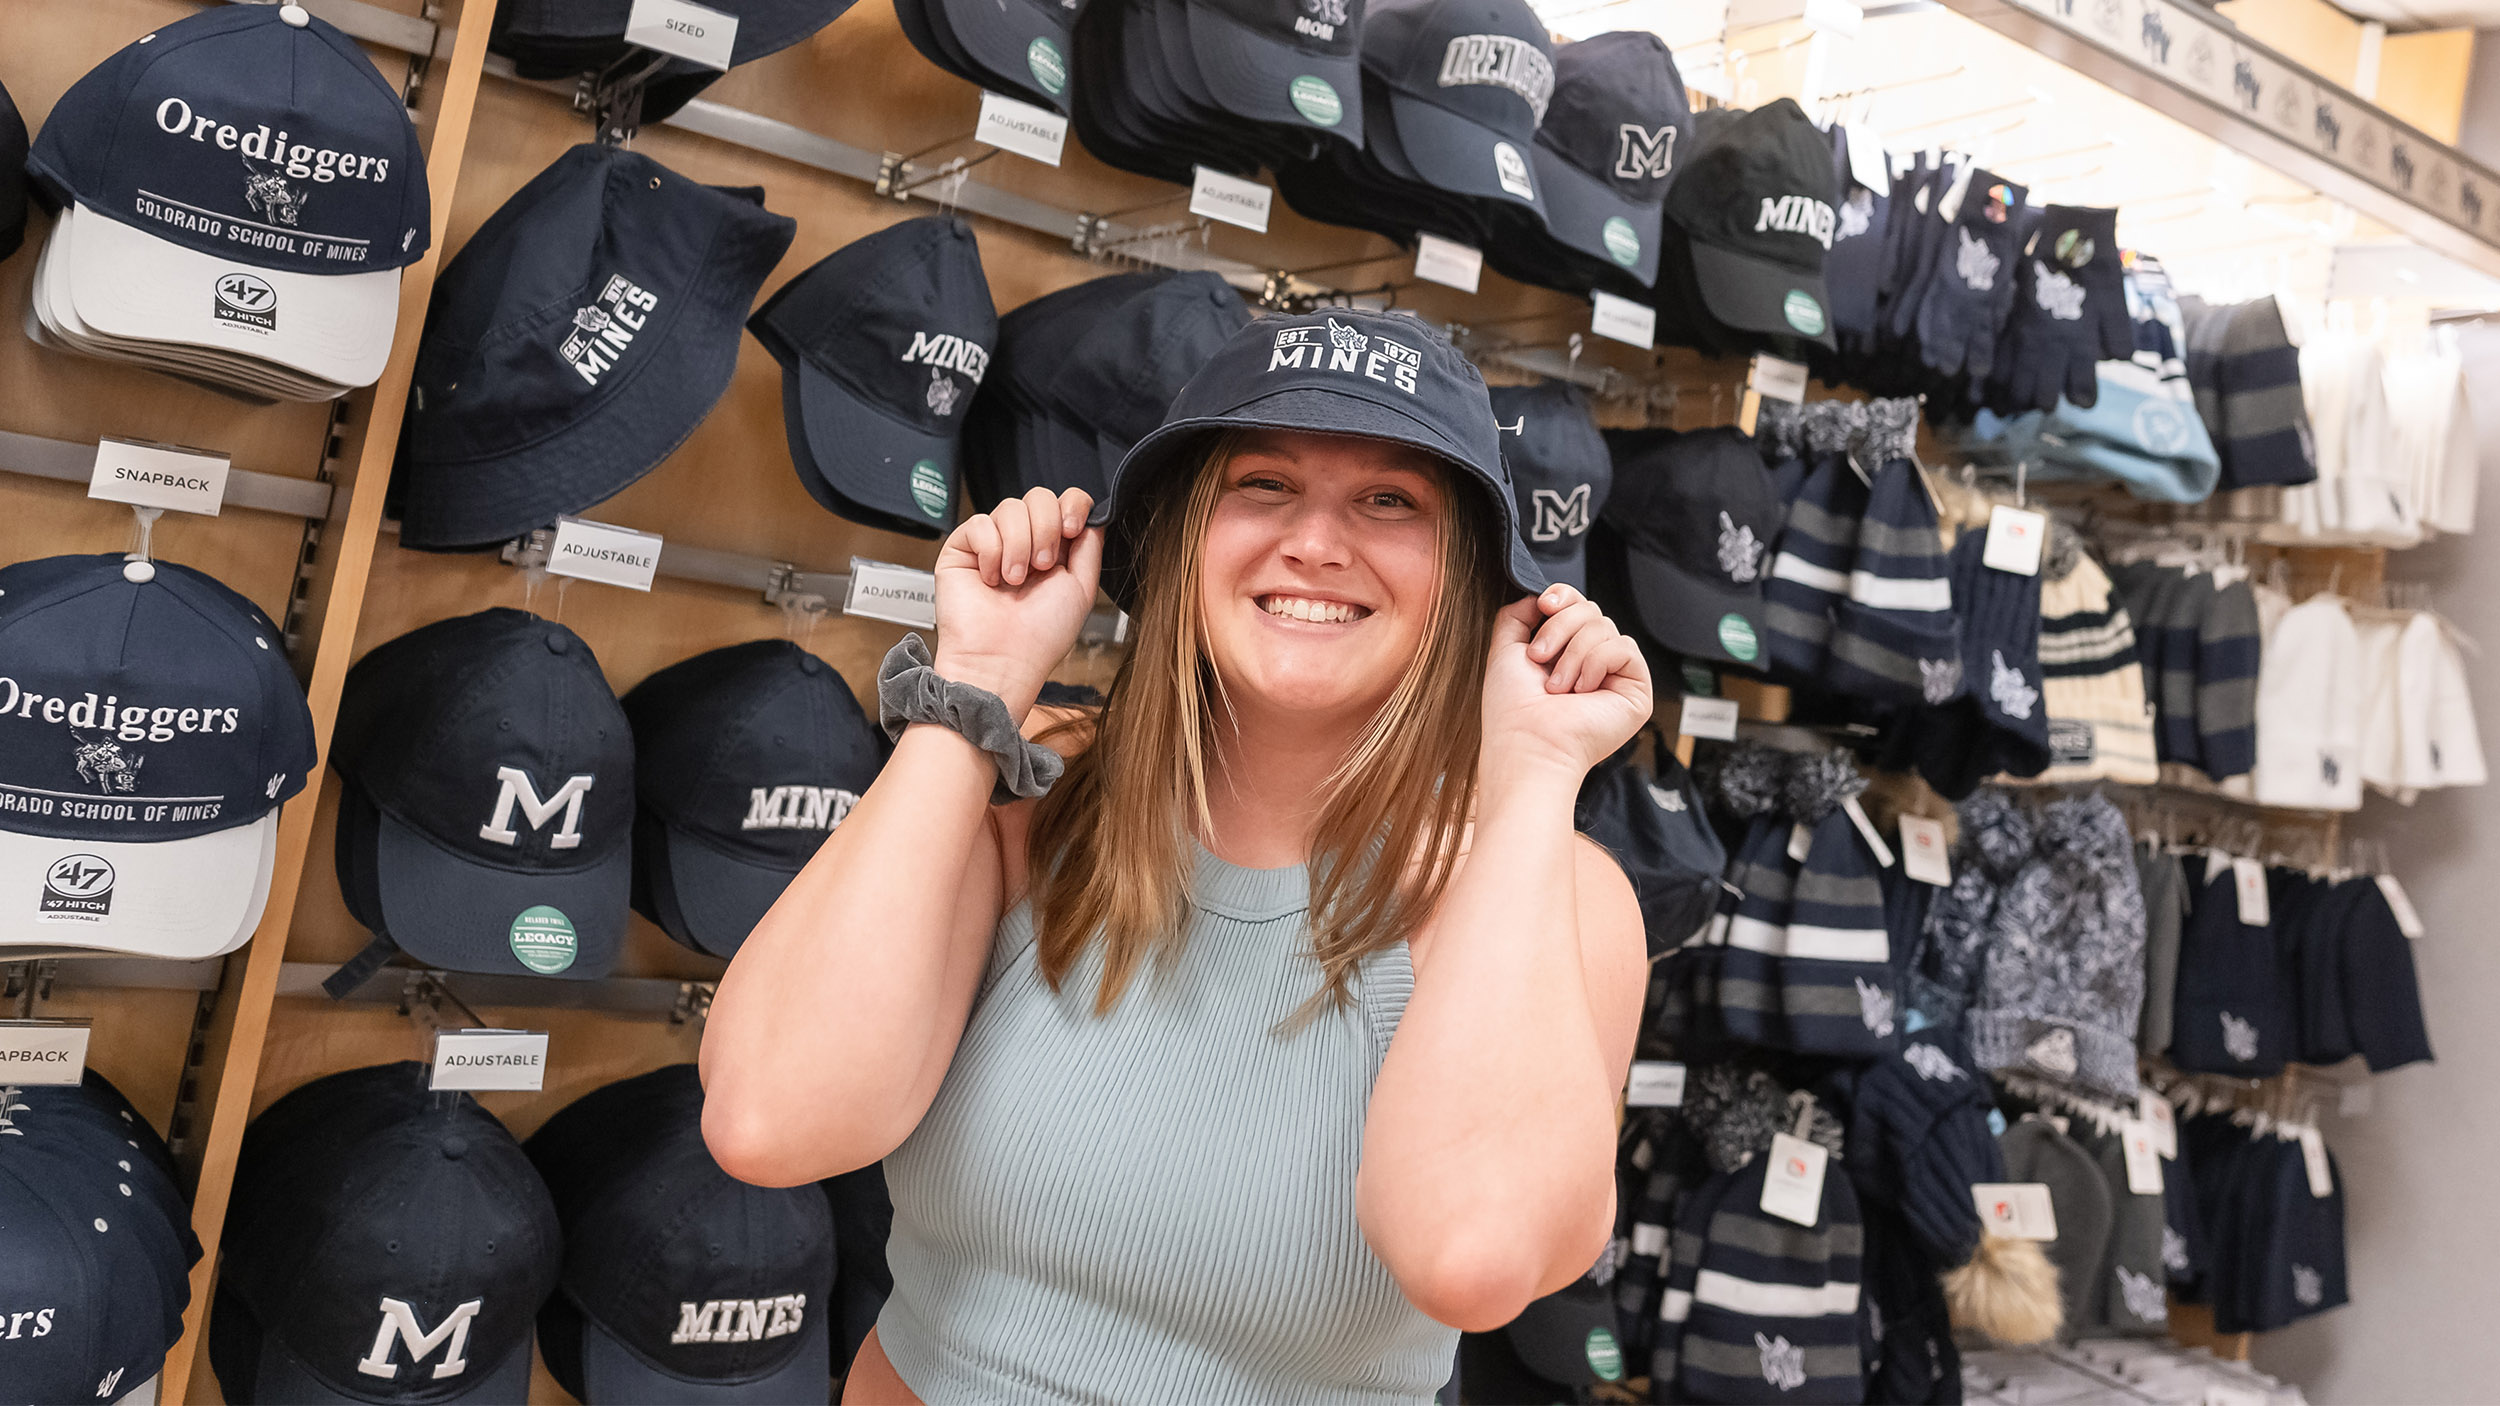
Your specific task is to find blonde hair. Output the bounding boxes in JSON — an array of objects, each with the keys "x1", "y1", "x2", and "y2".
[{"x1": 1028, "y1": 431, "x2": 1506, "y2": 1015}]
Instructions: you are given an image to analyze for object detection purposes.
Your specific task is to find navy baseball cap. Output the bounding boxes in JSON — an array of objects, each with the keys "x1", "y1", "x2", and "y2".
[
  {"x1": 1181, "y1": 0, "x2": 1368, "y2": 145},
  {"x1": 933, "y1": 0, "x2": 1078, "y2": 113},
  {"x1": 328, "y1": 610, "x2": 634, "y2": 985},
  {"x1": 1504, "y1": 1275, "x2": 1627, "y2": 1389},
  {"x1": 1601, "y1": 427, "x2": 1779, "y2": 668},
  {"x1": 394, "y1": 144, "x2": 794, "y2": 551},
  {"x1": 749, "y1": 216, "x2": 998, "y2": 539},
  {"x1": 528, "y1": 1065, "x2": 837, "y2": 1404},
  {"x1": 491, "y1": 0, "x2": 854, "y2": 123},
  {"x1": 1364, "y1": 0, "x2": 1554, "y2": 212},
  {"x1": 26, "y1": 4, "x2": 431, "y2": 389},
  {"x1": 1664, "y1": 99, "x2": 1839, "y2": 349},
  {"x1": 1, "y1": 78, "x2": 26, "y2": 263},
  {"x1": 1489, "y1": 380, "x2": 1610, "y2": 591},
  {"x1": 964, "y1": 272, "x2": 1159, "y2": 508},
  {"x1": 213, "y1": 1063, "x2": 560, "y2": 1405},
  {"x1": 1531, "y1": 32, "x2": 1688, "y2": 286},
  {"x1": 1048, "y1": 271, "x2": 1253, "y2": 488},
  {"x1": 623, "y1": 640, "x2": 884, "y2": 959},
  {"x1": 0, "y1": 554, "x2": 316, "y2": 960},
  {"x1": 1094, "y1": 306, "x2": 1544, "y2": 610}
]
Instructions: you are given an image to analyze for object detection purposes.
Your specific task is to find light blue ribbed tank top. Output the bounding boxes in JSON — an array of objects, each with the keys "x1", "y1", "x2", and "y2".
[{"x1": 877, "y1": 846, "x2": 1457, "y2": 1403}]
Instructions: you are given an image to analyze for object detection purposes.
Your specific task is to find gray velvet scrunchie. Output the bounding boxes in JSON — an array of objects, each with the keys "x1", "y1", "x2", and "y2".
[{"x1": 877, "y1": 634, "x2": 1064, "y2": 804}]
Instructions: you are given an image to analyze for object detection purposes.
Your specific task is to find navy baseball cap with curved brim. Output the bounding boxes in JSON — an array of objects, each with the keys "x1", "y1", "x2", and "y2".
[
  {"x1": 1093, "y1": 307, "x2": 1544, "y2": 610},
  {"x1": 1527, "y1": 32, "x2": 1688, "y2": 288},
  {"x1": 1365, "y1": 0, "x2": 1554, "y2": 213},
  {"x1": 1183, "y1": 0, "x2": 1367, "y2": 144}
]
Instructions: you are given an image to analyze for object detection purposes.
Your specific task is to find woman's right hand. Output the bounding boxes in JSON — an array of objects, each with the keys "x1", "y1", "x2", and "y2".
[{"x1": 932, "y1": 486, "x2": 1103, "y2": 718}]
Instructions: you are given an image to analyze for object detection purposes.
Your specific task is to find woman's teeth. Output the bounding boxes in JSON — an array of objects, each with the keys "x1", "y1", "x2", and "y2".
[{"x1": 1261, "y1": 595, "x2": 1366, "y2": 624}]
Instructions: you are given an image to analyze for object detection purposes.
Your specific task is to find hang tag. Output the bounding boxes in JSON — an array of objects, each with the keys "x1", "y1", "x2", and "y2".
[
  {"x1": 1746, "y1": 353, "x2": 1809, "y2": 404},
  {"x1": 2298, "y1": 1125, "x2": 2333, "y2": 1198},
  {"x1": 1760, "y1": 1132, "x2": 1830, "y2": 1226},
  {"x1": 1841, "y1": 795, "x2": 1895, "y2": 868},
  {"x1": 0, "y1": 1020, "x2": 90, "y2": 1085},
  {"x1": 1589, "y1": 291, "x2": 1656, "y2": 350},
  {"x1": 1971, "y1": 1182, "x2": 2059, "y2": 1240},
  {"x1": 844, "y1": 557, "x2": 940, "y2": 629},
  {"x1": 975, "y1": 91, "x2": 1068, "y2": 166},
  {"x1": 1189, "y1": 166, "x2": 1272, "y2": 232},
  {"x1": 1898, "y1": 814, "x2": 1951, "y2": 886},
  {"x1": 1846, "y1": 123, "x2": 1891, "y2": 195},
  {"x1": 429, "y1": 1030, "x2": 550, "y2": 1092},
  {"x1": 624, "y1": 0, "x2": 738, "y2": 69},
  {"x1": 2139, "y1": 1090, "x2": 2177, "y2": 1159},
  {"x1": 1678, "y1": 695, "x2": 1740, "y2": 741},
  {"x1": 2337, "y1": 1080, "x2": 2373, "y2": 1117},
  {"x1": 2231, "y1": 857, "x2": 2271, "y2": 926},
  {"x1": 1788, "y1": 822, "x2": 1814, "y2": 863},
  {"x1": 1625, "y1": 1060, "x2": 1687, "y2": 1108},
  {"x1": 2376, "y1": 873, "x2": 2425, "y2": 938},
  {"x1": 2120, "y1": 1119, "x2": 2164, "y2": 1195},
  {"x1": 1412, "y1": 233, "x2": 1484, "y2": 293},
  {"x1": 1981, "y1": 503, "x2": 2047, "y2": 575},
  {"x1": 546, "y1": 515, "x2": 662, "y2": 591},
  {"x1": 89, "y1": 438, "x2": 229, "y2": 516}
]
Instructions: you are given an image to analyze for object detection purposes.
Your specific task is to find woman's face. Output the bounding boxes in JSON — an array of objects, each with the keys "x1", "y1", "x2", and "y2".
[{"x1": 1197, "y1": 429, "x2": 1449, "y2": 725}]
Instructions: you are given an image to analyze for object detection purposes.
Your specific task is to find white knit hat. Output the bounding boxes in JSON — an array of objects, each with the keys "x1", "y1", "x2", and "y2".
[
  {"x1": 2252, "y1": 596, "x2": 2363, "y2": 811},
  {"x1": 2397, "y1": 612, "x2": 2486, "y2": 794},
  {"x1": 2358, "y1": 615, "x2": 2406, "y2": 797}
]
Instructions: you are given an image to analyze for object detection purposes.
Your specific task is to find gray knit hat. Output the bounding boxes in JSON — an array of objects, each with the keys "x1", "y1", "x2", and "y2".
[
  {"x1": 1966, "y1": 794, "x2": 2148, "y2": 1100},
  {"x1": 1999, "y1": 1116, "x2": 2114, "y2": 1335}
]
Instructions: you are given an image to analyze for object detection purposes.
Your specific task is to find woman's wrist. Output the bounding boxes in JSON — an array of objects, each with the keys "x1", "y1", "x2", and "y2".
[
  {"x1": 930, "y1": 648, "x2": 1044, "y2": 721},
  {"x1": 1475, "y1": 747, "x2": 1584, "y2": 814}
]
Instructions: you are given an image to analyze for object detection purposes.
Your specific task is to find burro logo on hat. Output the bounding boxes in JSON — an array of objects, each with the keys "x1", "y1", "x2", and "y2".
[
  {"x1": 1753, "y1": 195, "x2": 1837, "y2": 250},
  {"x1": 40, "y1": 853, "x2": 115, "y2": 922},
  {"x1": 1267, "y1": 321, "x2": 1421, "y2": 394},
  {"x1": 1435, "y1": 35, "x2": 1556, "y2": 123},
  {"x1": 560, "y1": 275, "x2": 661, "y2": 388}
]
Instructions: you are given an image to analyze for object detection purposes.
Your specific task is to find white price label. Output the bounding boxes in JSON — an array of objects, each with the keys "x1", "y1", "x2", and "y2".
[
  {"x1": 1189, "y1": 165, "x2": 1272, "y2": 232},
  {"x1": 1841, "y1": 794, "x2": 1895, "y2": 868},
  {"x1": 844, "y1": 557, "x2": 940, "y2": 630},
  {"x1": 1788, "y1": 822, "x2": 1814, "y2": 863},
  {"x1": 1760, "y1": 1132, "x2": 1829, "y2": 1226},
  {"x1": 624, "y1": 0, "x2": 738, "y2": 69},
  {"x1": 2298, "y1": 1124, "x2": 2333, "y2": 1198},
  {"x1": 975, "y1": 91, "x2": 1068, "y2": 166},
  {"x1": 1898, "y1": 814, "x2": 1951, "y2": 886},
  {"x1": 2139, "y1": 1090, "x2": 2178, "y2": 1159},
  {"x1": 1412, "y1": 233, "x2": 1484, "y2": 293},
  {"x1": 2120, "y1": 1119, "x2": 2164, "y2": 1195},
  {"x1": 0, "y1": 1021, "x2": 89, "y2": 1085},
  {"x1": 1678, "y1": 695, "x2": 1739, "y2": 740},
  {"x1": 2376, "y1": 873, "x2": 2425, "y2": 938},
  {"x1": 1982, "y1": 503, "x2": 2047, "y2": 576},
  {"x1": 1972, "y1": 1182, "x2": 2059, "y2": 1240},
  {"x1": 1589, "y1": 290, "x2": 1656, "y2": 349},
  {"x1": 1625, "y1": 1060, "x2": 1687, "y2": 1108},
  {"x1": 89, "y1": 439, "x2": 229, "y2": 516},
  {"x1": 2232, "y1": 857, "x2": 2271, "y2": 927},
  {"x1": 429, "y1": 1030, "x2": 550, "y2": 1092},
  {"x1": 2337, "y1": 1080, "x2": 2373, "y2": 1117},
  {"x1": 1845, "y1": 123, "x2": 1891, "y2": 195},
  {"x1": 1747, "y1": 353, "x2": 1809, "y2": 404},
  {"x1": 546, "y1": 516, "x2": 662, "y2": 591}
]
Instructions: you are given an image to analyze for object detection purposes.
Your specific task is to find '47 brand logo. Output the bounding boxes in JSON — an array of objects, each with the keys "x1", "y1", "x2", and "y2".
[
  {"x1": 215, "y1": 271, "x2": 277, "y2": 331},
  {"x1": 560, "y1": 275, "x2": 660, "y2": 387},
  {"x1": 1529, "y1": 485, "x2": 1590, "y2": 542},
  {"x1": 41, "y1": 854, "x2": 115, "y2": 922}
]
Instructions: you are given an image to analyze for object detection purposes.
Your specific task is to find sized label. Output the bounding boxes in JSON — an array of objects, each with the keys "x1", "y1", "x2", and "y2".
[
  {"x1": 1747, "y1": 353, "x2": 1809, "y2": 404},
  {"x1": 429, "y1": 1029, "x2": 550, "y2": 1092},
  {"x1": 1982, "y1": 504, "x2": 2048, "y2": 575},
  {"x1": 1412, "y1": 233, "x2": 1484, "y2": 294},
  {"x1": 89, "y1": 439, "x2": 229, "y2": 516},
  {"x1": 623, "y1": 0, "x2": 738, "y2": 69},
  {"x1": 1625, "y1": 1060, "x2": 1687, "y2": 1108},
  {"x1": 2298, "y1": 1124, "x2": 2333, "y2": 1198},
  {"x1": 1760, "y1": 1132, "x2": 1829, "y2": 1226},
  {"x1": 2232, "y1": 857, "x2": 2271, "y2": 927},
  {"x1": 0, "y1": 1021, "x2": 90, "y2": 1085},
  {"x1": 976, "y1": 91, "x2": 1068, "y2": 166},
  {"x1": 1678, "y1": 695, "x2": 1740, "y2": 741},
  {"x1": 2121, "y1": 1119, "x2": 2164, "y2": 1194},
  {"x1": 845, "y1": 557, "x2": 940, "y2": 630},
  {"x1": 546, "y1": 516, "x2": 662, "y2": 592},
  {"x1": 1899, "y1": 814, "x2": 1951, "y2": 886},
  {"x1": 1589, "y1": 291, "x2": 1656, "y2": 349},
  {"x1": 2377, "y1": 873, "x2": 2425, "y2": 938},
  {"x1": 1972, "y1": 1182, "x2": 2059, "y2": 1240},
  {"x1": 1189, "y1": 166, "x2": 1273, "y2": 233}
]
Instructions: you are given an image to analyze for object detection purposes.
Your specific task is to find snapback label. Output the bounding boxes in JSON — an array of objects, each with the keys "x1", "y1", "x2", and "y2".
[
  {"x1": 89, "y1": 438, "x2": 230, "y2": 516},
  {"x1": 1027, "y1": 37, "x2": 1069, "y2": 96},
  {"x1": 430, "y1": 1029, "x2": 550, "y2": 1091},
  {"x1": 1601, "y1": 216, "x2": 1642, "y2": 267},
  {"x1": 560, "y1": 274, "x2": 660, "y2": 388},
  {"x1": 507, "y1": 906, "x2": 579, "y2": 975},
  {"x1": 0, "y1": 1021, "x2": 90, "y2": 1085},
  {"x1": 1289, "y1": 76, "x2": 1344, "y2": 127},
  {"x1": 624, "y1": 0, "x2": 740, "y2": 70},
  {"x1": 1782, "y1": 290, "x2": 1827, "y2": 336},
  {"x1": 38, "y1": 854, "x2": 114, "y2": 924},
  {"x1": 1717, "y1": 613, "x2": 1760, "y2": 662}
]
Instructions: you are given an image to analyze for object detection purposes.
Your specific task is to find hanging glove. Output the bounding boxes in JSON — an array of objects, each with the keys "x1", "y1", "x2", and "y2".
[
  {"x1": 1989, "y1": 205, "x2": 2128, "y2": 412},
  {"x1": 1913, "y1": 170, "x2": 2027, "y2": 381}
]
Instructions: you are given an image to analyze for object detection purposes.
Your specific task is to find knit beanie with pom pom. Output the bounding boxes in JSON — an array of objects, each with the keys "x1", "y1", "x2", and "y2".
[{"x1": 1967, "y1": 793, "x2": 2148, "y2": 1099}]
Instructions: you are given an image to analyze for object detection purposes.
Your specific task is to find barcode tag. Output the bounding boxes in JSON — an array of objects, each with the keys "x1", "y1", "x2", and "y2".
[
  {"x1": 975, "y1": 91, "x2": 1068, "y2": 165},
  {"x1": 1841, "y1": 794, "x2": 1895, "y2": 868},
  {"x1": 1760, "y1": 1132, "x2": 1829, "y2": 1226},
  {"x1": 1678, "y1": 695, "x2": 1740, "y2": 740},
  {"x1": 1190, "y1": 166, "x2": 1272, "y2": 232},
  {"x1": 429, "y1": 1030, "x2": 550, "y2": 1091},
  {"x1": 1982, "y1": 504, "x2": 2047, "y2": 575},
  {"x1": 2139, "y1": 1090, "x2": 2178, "y2": 1159},
  {"x1": 0, "y1": 1020, "x2": 90, "y2": 1085},
  {"x1": 1412, "y1": 233, "x2": 1484, "y2": 293},
  {"x1": 2376, "y1": 873, "x2": 2425, "y2": 938},
  {"x1": 1788, "y1": 822, "x2": 1814, "y2": 863},
  {"x1": 1590, "y1": 291, "x2": 1656, "y2": 349},
  {"x1": 2298, "y1": 1124, "x2": 2333, "y2": 1197},
  {"x1": 546, "y1": 515, "x2": 662, "y2": 591},
  {"x1": 1972, "y1": 1182, "x2": 2058, "y2": 1240},
  {"x1": 1899, "y1": 814, "x2": 1951, "y2": 885},
  {"x1": 2120, "y1": 1119, "x2": 2164, "y2": 1194},
  {"x1": 1625, "y1": 1060, "x2": 1687, "y2": 1108},
  {"x1": 844, "y1": 557, "x2": 939, "y2": 629},
  {"x1": 2232, "y1": 857, "x2": 2271, "y2": 926}
]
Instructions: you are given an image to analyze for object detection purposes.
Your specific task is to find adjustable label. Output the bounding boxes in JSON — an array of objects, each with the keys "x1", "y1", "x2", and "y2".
[
  {"x1": 89, "y1": 439, "x2": 228, "y2": 516},
  {"x1": 1189, "y1": 166, "x2": 1272, "y2": 233},
  {"x1": 1747, "y1": 353, "x2": 1809, "y2": 404},
  {"x1": 1412, "y1": 234, "x2": 1484, "y2": 294},
  {"x1": 844, "y1": 557, "x2": 940, "y2": 630},
  {"x1": 0, "y1": 1020, "x2": 90, "y2": 1085},
  {"x1": 1589, "y1": 291, "x2": 1655, "y2": 350},
  {"x1": 624, "y1": 0, "x2": 738, "y2": 69},
  {"x1": 976, "y1": 91, "x2": 1068, "y2": 166},
  {"x1": 430, "y1": 1029, "x2": 550, "y2": 1092},
  {"x1": 1624, "y1": 1060, "x2": 1687, "y2": 1108},
  {"x1": 547, "y1": 516, "x2": 663, "y2": 592},
  {"x1": 1677, "y1": 695, "x2": 1740, "y2": 740}
]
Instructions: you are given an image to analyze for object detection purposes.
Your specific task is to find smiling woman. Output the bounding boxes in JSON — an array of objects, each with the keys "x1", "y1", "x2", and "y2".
[{"x1": 699, "y1": 307, "x2": 1653, "y2": 1406}]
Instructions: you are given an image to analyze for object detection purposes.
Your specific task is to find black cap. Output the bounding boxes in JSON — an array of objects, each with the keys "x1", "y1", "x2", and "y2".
[
  {"x1": 1181, "y1": 0, "x2": 1367, "y2": 143},
  {"x1": 1664, "y1": 98, "x2": 1839, "y2": 349},
  {"x1": 331, "y1": 610, "x2": 634, "y2": 981},
  {"x1": 1364, "y1": 0, "x2": 1554, "y2": 211},
  {"x1": 748, "y1": 216, "x2": 998, "y2": 539},
  {"x1": 1530, "y1": 32, "x2": 1688, "y2": 285},
  {"x1": 1601, "y1": 427, "x2": 1780, "y2": 667},
  {"x1": 1047, "y1": 272, "x2": 1253, "y2": 488},
  {"x1": 527, "y1": 1066, "x2": 836, "y2": 1403},
  {"x1": 933, "y1": 0, "x2": 1077, "y2": 112},
  {"x1": 964, "y1": 273, "x2": 1160, "y2": 508},
  {"x1": 1094, "y1": 305, "x2": 1544, "y2": 609},
  {"x1": 1575, "y1": 744, "x2": 1725, "y2": 954},
  {"x1": 1503, "y1": 1276, "x2": 1628, "y2": 1388},
  {"x1": 396, "y1": 144, "x2": 796, "y2": 551},
  {"x1": 213, "y1": 1063, "x2": 560, "y2": 1404},
  {"x1": 0, "y1": 78, "x2": 26, "y2": 263},
  {"x1": 491, "y1": 0, "x2": 854, "y2": 122},
  {"x1": 623, "y1": 641, "x2": 883, "y2": 959},
  {"x1": 1488, "y1": 381, "x2": 1609, "y2": 591}
]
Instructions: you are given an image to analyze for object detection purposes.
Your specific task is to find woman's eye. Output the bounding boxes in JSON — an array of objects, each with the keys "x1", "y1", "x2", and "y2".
[
  {"x1": 1368, "y1": 492, "x2": 1417, "y2": 510},
  {"x1": 1235, "y1": 475, "x2": 1290, "y2": 493}
]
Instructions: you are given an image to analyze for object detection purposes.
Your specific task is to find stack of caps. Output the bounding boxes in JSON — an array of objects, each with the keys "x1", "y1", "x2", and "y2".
[
  {"x1": 1590, "y1": 426, "x2": 1780, "y2": 674},
  {"x1": 1648, "y1": 99, "x2": 1840, "y2": 358},
  {"x1": 1481, "y1": 32, "x2": 1691, "y2": 296},
  {"x1": 897, "y1": 0, "x2": 1078, "y2": 113},
  {"x1": 2, "y1": 77, "x2": 27, "y2": 261},
  {"x1": 492, "y1": 0, "x2": 853, "y2": 124},
  {"x1": 24, "y1": 5, "x2": 431, "y2": 402},
  {"x1": 0, "y1": 1072, "x2": 201, "y2": 1404},
  {"x1": 1068, "y1": 0, "x2": 1368, "y2": 186},
  {"x1": 1274, "y1": 0, "x2": 1555, "y2": 247},
  {"x1": 965, "y1": 271, "x2": 1251, "y2": 507},
  {"x1": 1487, "y1": 380, "x2": 1609, "y2": 591},
  {"x1": 0, "y1": 555, "x2": 318, "y2": 962},
  {"x1": 2358, "y1": 610, "x2": 2487, "y2": 802}
]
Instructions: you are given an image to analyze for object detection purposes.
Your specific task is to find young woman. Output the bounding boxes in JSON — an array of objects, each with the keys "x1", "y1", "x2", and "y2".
[{"x1": 702, "y1": 309, "x2": 1652, "y2": 1404}]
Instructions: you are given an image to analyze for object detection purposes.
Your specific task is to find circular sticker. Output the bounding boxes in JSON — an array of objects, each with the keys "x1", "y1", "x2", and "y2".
[
  {"x1": 1600, "y1": 216, "x2": 1642, "y2": 268},
  {"x1": 2054, "y1": 228, "x2": 2095, "y2": 268},
  {"x1": 1718, "y1": 613, "x2": 1760, "y2": 662},
  {"x1": 508, "y1": 905, "x2": 578, "y2": 975},
  {"x1": 909, "y1": 460, "x2": 950, "y2": 519},
  {"x1": 1782, "y1": 290, "x2": 1827, "y2": 337},
  {"x1": 1289, "y1": 76, "x2": 1343, "y2": 128},
  {"x1": 1585, "y1": 1327, "x2": 1625, "y2": 1382},
  {"x1": 1027, "y1": 37, "x2": 1068, "y2": 96}
]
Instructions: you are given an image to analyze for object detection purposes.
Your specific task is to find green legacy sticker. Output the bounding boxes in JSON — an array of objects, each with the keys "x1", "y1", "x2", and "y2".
[
  {"x1": 1289, "y1": 75, "x2": 1343, "y2": 127},
  {"x1": 909, "y1": 459, "x2": 950, "y2": 519},
  {"x1": 1782, "y1": 289, "x2": 1826, "y2": 336},
  {"x1": 508, "y1": 905, "x2": 578, "y2": 975},
  {"x1": 1027, "y1": 37, "x2": 1068, "y2": 95},
  {"x1": 1600, "y1": 216, "x2": 1642, "y2": 268},
  {"x1": 1718, "y1": 613, "x2": 1760, "y2": 662},
  {"x1": 1585, "y1": 1327, "x2": 1625, "y2": 1381}
]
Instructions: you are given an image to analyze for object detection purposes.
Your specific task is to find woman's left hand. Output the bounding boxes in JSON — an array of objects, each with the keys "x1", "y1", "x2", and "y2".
[{"x1": 1479, "y1": 584, "x2": 1653, "y2": 781}]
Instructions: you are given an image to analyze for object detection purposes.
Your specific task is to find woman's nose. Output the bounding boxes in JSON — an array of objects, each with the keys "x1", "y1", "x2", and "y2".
[{"x1": 1276, "y1": 500, "x2": 1355, "y2": 570}]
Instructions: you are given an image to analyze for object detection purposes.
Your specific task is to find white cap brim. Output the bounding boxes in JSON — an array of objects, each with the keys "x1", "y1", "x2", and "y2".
[{"x1": 0, "y1": 812, "x2": 278, "y2": 960}]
